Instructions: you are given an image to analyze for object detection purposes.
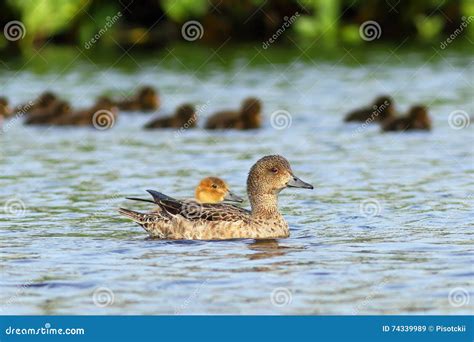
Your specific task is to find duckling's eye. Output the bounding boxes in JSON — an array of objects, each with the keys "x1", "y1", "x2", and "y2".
[
  {"x1": 270, "y1": 167, "x2": 278, "y2": 174},
  {"x1": 211, "y1": 184, "x2": 218, "y2": 189}
]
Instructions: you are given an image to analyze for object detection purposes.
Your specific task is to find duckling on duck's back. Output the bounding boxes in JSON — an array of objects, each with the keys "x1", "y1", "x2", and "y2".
[
  {"x1": 382, "y1": 105, "x2": 431, "y2": 132},
  {"x1": 205, "y1": 97, "x2": 262, "y2": 130},
  {"x1": 144, "y1": 104, "x2": 196, "y2": 129},
  {"x1": 344, "y1": 95, "x2": 395, "y2": 123},
  {"x1": 119, "y1": 155, "x2": 313, "y2": 240}
]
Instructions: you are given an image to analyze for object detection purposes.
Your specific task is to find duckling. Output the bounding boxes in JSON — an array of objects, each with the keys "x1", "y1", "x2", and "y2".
[
  {"x1": 116, "y1": 86, "x2": 159, "y2": 112},
  {"x1": 0, "y1": 97, "x2": 13, "y2": 118},
  {"x1": 205, "y1": 97, "x2": 262, "y2": 130},
  {"x1": 15, "y1": 91, "x2": 58, "y2": 115},
  {"x1": 25, "y1": 100, "x2": 71, "y2": 125},
  {"x1": 344, "y1": 95, "x2": 395, "y2": 123},
  {"x1": 382, "y1": 105, "x2": 431, "y2": 132},
  {"x1": 119, "y1": 155, "x2": 313, "y2": 240},
  {"x1": 52, "y1": 97, "x2": 118, "y2": 126},
  {"x1": 144, "y1": 104, "x2": 196, "y2": 129}
]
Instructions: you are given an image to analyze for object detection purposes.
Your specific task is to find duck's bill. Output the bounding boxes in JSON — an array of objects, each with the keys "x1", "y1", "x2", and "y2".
[
  {"x1": 287, "y1": 175, "x2": 314, "y2": 189},
  {"x1": 224, "y1": 191, "x2": 244, "y2": 203}
]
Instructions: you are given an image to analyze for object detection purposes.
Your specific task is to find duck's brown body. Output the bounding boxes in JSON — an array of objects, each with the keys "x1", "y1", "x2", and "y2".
[
  {"x1": 52, "y1": 98, "x2": 117, "y2": 126},
  {"x1": 382, "y1": 106, "x2": 431, "y2": 132},
  {"x1": 205, "y1": 97, "x2": 262, "y2": 130},
  {"x1": 25, "y1": 101, "x2": 71, "y2": 125},
  {"x1": 344, "y1": 95, "x2": 395, "y2": 123},
  {"x1": 144, "y1": 104, "x2": 196, "y2": 129},
  {"x1": 15, "y1": 91, "x2": 58, "y2": 115},
  {"x1": 116, "y1": 86, "x2": 159, "y2": 112}
]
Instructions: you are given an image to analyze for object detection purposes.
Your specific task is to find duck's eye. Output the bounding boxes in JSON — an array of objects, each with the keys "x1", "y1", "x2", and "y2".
[
  {"x1": 211, "y1": 184, "x2": 218, "y2": 189},
  {"x1": 270, "y1": 167, "x2": 278, "y2": 174}
]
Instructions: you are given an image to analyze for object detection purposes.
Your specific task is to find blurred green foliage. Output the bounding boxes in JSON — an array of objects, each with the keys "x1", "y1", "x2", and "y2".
[{"x1": 0, "y1": 0, "x2": 472, "y2": 53}]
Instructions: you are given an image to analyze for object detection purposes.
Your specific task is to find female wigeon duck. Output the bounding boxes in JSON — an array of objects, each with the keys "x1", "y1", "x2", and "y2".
[
  {"x1": 344, "y1": 95, "x2": 395, "y2": 122},
  {"x1": 119, "y1": 155, "x2": 313, "y2": 240},
  {"x1": 15, "y1": 91, "x2": 58, "y2": 114},
  {"x1": 144, "y1": 104, "x2": 196, "y2": 129},
  {"x1": 25, "y1": 100, "x2": 71, "y2": 125},
  {"x1": 382, "y1": 105, "x2": 431, "y2": 132},
  {"x1": 52, "y1": 97, "x2": 118, "y2": 126},
  {"x1": 0, "y1": 97, "x2": 12, "y2": 118},
  {"x1": 116, "y1": 86, "x2": 159, "y2": 112},
  {"x1": 127, "y1": 176, "x2": 243, "y2": 210},
  {"x1": 205, "y1": 97, "x2": 262, "y2": 130}
]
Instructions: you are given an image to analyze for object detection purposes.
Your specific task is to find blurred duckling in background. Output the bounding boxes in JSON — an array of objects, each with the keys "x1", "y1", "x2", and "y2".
[
  {"x1": 144, "y1": 104, "x2": 196, "y2": 129},
  {"x1": 382, "y1": 105, "x2": 431, "y2": 132},
  {"x1": 344, "y1": 95, "x2": 395, "y2": 123},
  {"x1": 116, "y1": 85, "x2": 159, "y2": 112},
  {"x1": 25, "y1": 100, "x2": 71, "y2": 125},
  {"x1": 205, "y1": 97, "x2": 262, "y2": 130},
  {"x1": 15, "y1": 91, "x2": 58, "y2": 115},
  {"x1": 52, "y1": 97, "x2": 118, "y2": 126},
  {"x1": 0, "y1": 97, "x2": 13, "y2": 118}
]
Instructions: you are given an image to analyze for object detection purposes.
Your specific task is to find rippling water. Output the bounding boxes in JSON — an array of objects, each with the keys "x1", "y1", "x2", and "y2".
[{"x1": 0, "y1": 46, "x2": 473, "y2": 314}]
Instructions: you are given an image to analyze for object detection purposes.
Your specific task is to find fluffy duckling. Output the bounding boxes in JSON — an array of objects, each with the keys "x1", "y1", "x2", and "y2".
[
  {"x1": 16, "y1": 91, "x2": 58, "y2": 115},
  {"x1": 119, "y1": 155, "x2": 313, "y2": 240},
  {"x1": 25, "y1": 100, "x2": 71, "y2": 125},
  {"x1": 344, "y1": 95, "x2": 395, "y2": 123},
  {"x1": 52, "y1": 97, "x2": 118, "y2": 126},
  {"x1": 144, "y1": 104, "x2": 196, "y2": 129},
  {"x1": 0, "y1": 97, "x2": 13, "y2": 118},
  {"x1": 116, "y1": 86, "x2": 159, "y2": 112},
  {"x1": 205, "y1": 97, "x2": 262, "y2": 130},
  {"x1": 382, "y1": 105, "x2": 431, "y2": 132}
]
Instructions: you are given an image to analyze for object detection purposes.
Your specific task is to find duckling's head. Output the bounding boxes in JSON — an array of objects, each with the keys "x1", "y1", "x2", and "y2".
[
  {"x1": 137, "y1": 86, "x2": 159, "y2": 110},
  {"x1": 38, "y1": 91, "x2": 57, "y2": 107},
  {"x1": 409, "y1": 105, "x2": 431, "y2": 128},
  {"x1": 176, "y1": 104, "x2": 197, "y2": 126},
  {"x1": 241, "y1": 97, "x2": 262, "y2": 128},
  {"x1": 247, "y1": 155, "x2": 313, "y2": 197},
  {"x1": 195, "y1": 177, "x2": 243, "y2": 203},
  {"x1": 95, "y1": 96, "x2": 116, "y2": 111},
  {"x1": 373, "y1": 95, "x2": 395, "y2": 120},
  {"x1": 52, "y1": 101, "x2": 71, "y2": 115},
  {"x1": 0, "y1": 97, "x2": 12, "y2": 116}
]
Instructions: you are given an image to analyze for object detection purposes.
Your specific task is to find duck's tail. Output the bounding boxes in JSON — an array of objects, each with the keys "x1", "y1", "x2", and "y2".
[{"x1": 118, "y1": 208, "x2": 148, "y2": 224}]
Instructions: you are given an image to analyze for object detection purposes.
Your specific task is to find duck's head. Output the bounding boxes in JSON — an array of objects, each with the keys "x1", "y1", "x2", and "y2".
[
  {"x1": 38, "y1": 91, "x2": 57, "y2": 107},
  {"x1": 176, "y1": 104, "x2": 197, "y2": 126},
  {"x1": 247, "y1": 155, "x2": 313, "y2": 196},
  {"x1": 0, "y1": 97, "x2": 12, "y2": 117},
  {"x1": 241, "y1": 97, "x2": 262, "y2": 128},
  {"x1": 137, "y1": 86, "x2": 159, "y2": 110},
  {"x1": 195, "y1": 177, "x2": 243, "y2": 203},
  {"x1": 373, "y1": 95, "x2": 395, "y2": 120},
  {"x1": 408, "y1": 105, "x2": 431, "y2": 128}
]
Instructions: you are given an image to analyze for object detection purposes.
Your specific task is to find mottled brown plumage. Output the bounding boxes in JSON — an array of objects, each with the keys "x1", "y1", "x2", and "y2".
[
  {"x1": 382, "y1": 105, "x2": 431, "y2": 132},
  {"x1": 116, "y1": 86, "x2": 159, "y2": 112},
  {"x1": 25, "y1": 100, "x2": 71, "y2": 125},
  {"x1": 144, "y1": 104, "x2": 196, "y2": 129},
  {"x1": 205, "y1": 97, "x2": 262, "y2": 130},
  {"x1": 344, "y1": 95, "x2": 395, "y2": 122},
  {"x1": 51, "y1": 97, "x2": 117, "y2": 126},
  {"x1": 119, "y1": 155, "x2": 313, "y2": 240}
]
